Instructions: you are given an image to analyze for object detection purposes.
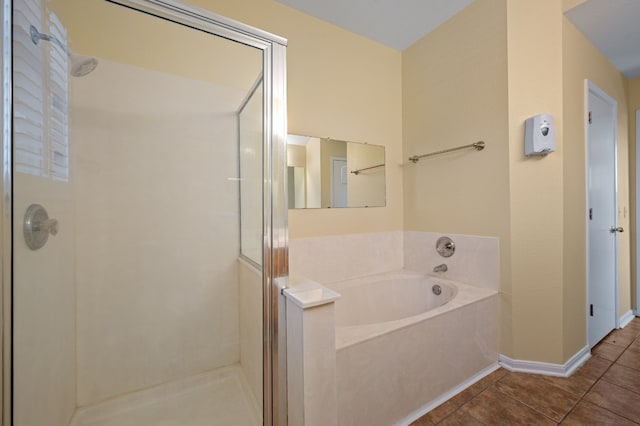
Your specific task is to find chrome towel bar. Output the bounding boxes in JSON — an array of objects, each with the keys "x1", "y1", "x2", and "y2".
[
  {"x1": 350, "y1": 163, "x2": 385, "y2": 175},
  {"x1": 409, "y1": 141, "x2": 485, "y2": 163}
]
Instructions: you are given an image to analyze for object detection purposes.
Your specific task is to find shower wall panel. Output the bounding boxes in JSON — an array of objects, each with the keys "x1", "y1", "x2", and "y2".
[
  {"x1": 13, "y1": 179, "x2": 77, "y2": 426},
  {"x1": 71, "y1": 59, "x2": 244, "y2": 406},
  {"x1": 238, "y1": 258, "x2": 263, "y2": 409}
]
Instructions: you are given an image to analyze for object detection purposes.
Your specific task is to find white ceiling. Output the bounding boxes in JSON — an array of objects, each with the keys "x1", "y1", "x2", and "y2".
[
  {"x1": 276, "y1": 0, "x2": 640, "y2": 80},
  {"x1": 274, "y1": 0, "x2": 475, "y2": 51},
  {"x1": 565, "y1": 0, "x2": 640, "y2": 79}
]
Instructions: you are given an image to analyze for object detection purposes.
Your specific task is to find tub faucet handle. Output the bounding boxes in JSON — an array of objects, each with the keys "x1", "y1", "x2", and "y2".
[{"x1": 433, "y1": 264, "x2": 448, "y2": 273}]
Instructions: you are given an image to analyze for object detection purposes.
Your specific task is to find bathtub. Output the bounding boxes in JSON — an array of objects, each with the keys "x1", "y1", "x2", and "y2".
[{"x1": 326, "y1": 270, "x2": 498, "y2": 426}]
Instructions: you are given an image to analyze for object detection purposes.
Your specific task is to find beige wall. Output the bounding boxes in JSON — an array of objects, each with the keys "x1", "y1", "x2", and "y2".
[
  {"x1": 563, "y1": 0, "x2": 588, "y2": 12},
  {"x1": 402, "y1": 0, "x2": 513, "y2": 354},
  {"x1": 52, "y1": 0, "x2": 260, "y2": 92},
  {"x1": 563, "y1": 19, "x2": 631, "y2": 359},
  {"x1": 404, "y1": 0, "x2": 633, "y2": 364},
  {"x1": 347, "y1": 142, "x2": 385, "y2": 207},
  {"x1": 507, "y1": 0, "x2": 564, "y2": 363},
  {"x1": 629, "y1": 78, "x2": 640, "y2": 312},
  {"x1": 187, "y1": 0, "x2": 403, "y2": 238}
]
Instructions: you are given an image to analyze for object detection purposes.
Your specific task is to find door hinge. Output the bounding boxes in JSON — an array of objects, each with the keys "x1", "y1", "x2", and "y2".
[
  {"x1": 589, "y1": 208, "x2": 593, "y2": 220},
  {"x1": 588, "y1": 111, "x2": 592, "y2": 124},
  {"x1": 590, "y1": 304, "x2": 594, "y2": 317}
]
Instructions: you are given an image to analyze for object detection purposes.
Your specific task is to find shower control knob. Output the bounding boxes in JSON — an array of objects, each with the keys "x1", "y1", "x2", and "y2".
[{"x1": 436, "y1": 236, "x2": 456, "y2": 258}]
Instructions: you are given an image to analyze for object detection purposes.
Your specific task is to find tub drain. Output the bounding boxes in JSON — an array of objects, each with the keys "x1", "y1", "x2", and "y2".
[{"x1": 432, "y1": 284, "x2": 442, "y2": 295}]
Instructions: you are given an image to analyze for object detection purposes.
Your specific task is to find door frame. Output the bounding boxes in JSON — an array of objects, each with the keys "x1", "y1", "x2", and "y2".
[
  {"x1": 636, "y1": 109, "x2": 640, "y2": 317},
  {"x1": 585, "y1": 79, "x2": 619, "y2": 348},
  {"x1": 0, "y1": 1, "x2": 288, "y2": 424}
]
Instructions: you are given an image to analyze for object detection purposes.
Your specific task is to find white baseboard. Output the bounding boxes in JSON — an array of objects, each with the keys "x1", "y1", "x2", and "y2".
[
  {"x1": 398, "y1": 363, "x2": 500, "y2": 425},
  {"x1": 499, "y1": 345, "x2": 590, "y2": 378},
  {"x1": 620, "y1": 310, "x2": 636, "y2": 328},
  {"x1": 399, "y1": 346, "x2": 592, "y2": 424}
]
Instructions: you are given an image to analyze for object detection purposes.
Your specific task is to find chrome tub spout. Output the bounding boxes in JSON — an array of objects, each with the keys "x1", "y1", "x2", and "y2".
[{"x1": 433, "y1": 264, "x2": 448, "y2": 273}]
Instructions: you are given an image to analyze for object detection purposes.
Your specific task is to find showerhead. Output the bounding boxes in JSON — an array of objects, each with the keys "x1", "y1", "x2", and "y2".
[
  {"x1": 29, "y1": 25, "x2": 98, "y2": 77},
  {"x1": 70, "y1": 53, "x2": 98, "y2": 77}
]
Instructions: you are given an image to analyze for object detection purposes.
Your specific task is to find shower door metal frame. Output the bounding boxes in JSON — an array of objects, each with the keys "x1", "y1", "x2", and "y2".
[
  {"x1": 0, "y1": 1, "x2": 288, "y2": 424},
  {"x1": 1, "y1": 1, "x2": 10, "y2": 424}
]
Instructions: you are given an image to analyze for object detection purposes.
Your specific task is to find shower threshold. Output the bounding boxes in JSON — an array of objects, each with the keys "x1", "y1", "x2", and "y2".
[{"x1": 69, "y1": 364, "x2": 261, "y2": 426}]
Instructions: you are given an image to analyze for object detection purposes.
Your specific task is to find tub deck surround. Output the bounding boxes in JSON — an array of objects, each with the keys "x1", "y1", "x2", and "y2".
[
  {"x1": 283, "y1": 278, "x2": 340, "y2": 426},
  {"x1": 331, "y1": 271, "x2": 498, "y2": 425},
  {"x1": 283, "y1": 276, "x2": 341, "y2": 309},
  {"x1": 286, "y1": 231, "x2": 500, "y2": 425}
]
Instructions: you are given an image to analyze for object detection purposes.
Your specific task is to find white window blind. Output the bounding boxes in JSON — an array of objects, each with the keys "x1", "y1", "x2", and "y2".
[
  {"x1": 13, "y1": 0, "x2": 69, "y2": 181},
  {"x1": 47, "y1": 12, "x2": 69, "y2": 181},
  {"x1": 13, "y1": 0, "x2": 45, "y2": 176}
]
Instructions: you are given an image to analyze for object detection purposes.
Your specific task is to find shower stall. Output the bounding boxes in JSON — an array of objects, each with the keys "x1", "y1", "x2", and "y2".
[{"x1": 1, "y1": 0, "x2": 287, "y2": 425}]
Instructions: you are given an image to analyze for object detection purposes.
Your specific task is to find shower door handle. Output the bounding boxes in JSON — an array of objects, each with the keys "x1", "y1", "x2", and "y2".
[
  {"x1": 24, "y1": 204, "x2": 59, "y2": 250},
  {"x1": 39, "y1": 218, "x2": 59, "y2": 235}
]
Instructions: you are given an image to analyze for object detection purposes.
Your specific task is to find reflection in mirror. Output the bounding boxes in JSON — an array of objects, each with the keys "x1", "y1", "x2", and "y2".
[{"x1": 287, "y1": 135, "x2": 386, "y2": 208}]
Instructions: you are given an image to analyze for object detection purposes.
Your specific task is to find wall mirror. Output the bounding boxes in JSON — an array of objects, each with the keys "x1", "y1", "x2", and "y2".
[{"x1": 287, "y1": 134, "x2": 386, "y2": 208}]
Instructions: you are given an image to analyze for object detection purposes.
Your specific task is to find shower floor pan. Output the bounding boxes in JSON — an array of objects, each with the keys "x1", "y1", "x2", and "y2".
[{"x1": 70, "y1": 364, "x2": 260, "y2": 426}]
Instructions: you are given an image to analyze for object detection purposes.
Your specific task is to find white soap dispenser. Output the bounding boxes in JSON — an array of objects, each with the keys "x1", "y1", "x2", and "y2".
[{"x1": 524, "y1": 114, "x2": 555, "y2": 157}]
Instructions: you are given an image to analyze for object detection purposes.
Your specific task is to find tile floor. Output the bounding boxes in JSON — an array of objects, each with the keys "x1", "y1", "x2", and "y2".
[{"x1": 411, "y1": 317, "x2": 640, "y2": 425}]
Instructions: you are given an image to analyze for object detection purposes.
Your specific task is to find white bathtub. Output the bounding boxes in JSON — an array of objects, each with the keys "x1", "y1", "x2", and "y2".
[
  {"x1": 327, "y1": 270, "x2": 498, "y2": 425},
  {"x1": 332, "y1": 271, "x2": 457, "y2": 326}
]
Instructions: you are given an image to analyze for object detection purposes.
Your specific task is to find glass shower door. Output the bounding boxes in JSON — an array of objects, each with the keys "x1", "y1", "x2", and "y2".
[{"x1": 7, "y1": 1, "x2": 287, "y2": 425}]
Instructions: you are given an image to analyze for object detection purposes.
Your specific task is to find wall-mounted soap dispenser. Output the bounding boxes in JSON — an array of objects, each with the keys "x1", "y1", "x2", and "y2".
[{"x1": 524, "y1": 114, "x2": 555, "y2": 157}]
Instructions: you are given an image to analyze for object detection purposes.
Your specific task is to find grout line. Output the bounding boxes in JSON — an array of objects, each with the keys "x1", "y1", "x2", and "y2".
[
  {"x1": 556, "y1": 359, "x2": 616, "y2": 424},
  {"x1": 433, "y1": 372, "x2": 508, "y2": 425},
  {"x1": 432, "y1": 321, "x2": 640, "y2": 426},
  {"x1": 482, "y1": 367, "x2": 589, "y2": 424},
  {"x1": 557, "y1": 325, "x2": 640, "y2": 424},
  {"x1": 435, "y1": 371, "x2": 559, "y2": 425},
  {"x1": 490, "y1": 384, "x2": 561, "y2": 424},
  {"x1": 586, "y1": 332, "x2": 640, "y2": 425}
]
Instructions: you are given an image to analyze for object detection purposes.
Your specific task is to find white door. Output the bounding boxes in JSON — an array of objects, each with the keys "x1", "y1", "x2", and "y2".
[
  {"x1": 586, "y1": 81, "x2": 619, "y2": 348},
  {"x1": 331, "y1": 157, "x2": 347, "y2": 207}
]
